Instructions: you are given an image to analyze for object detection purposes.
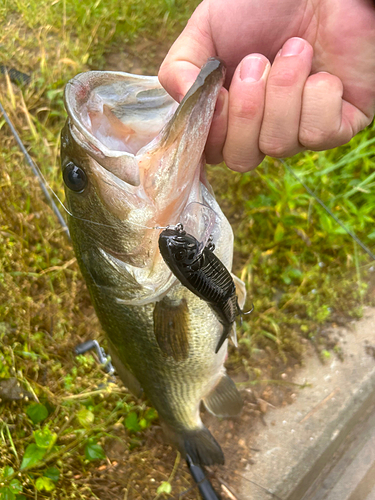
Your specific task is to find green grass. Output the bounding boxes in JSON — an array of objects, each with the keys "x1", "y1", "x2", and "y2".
[
  {"x1": 211, "y1": 126, "x2": 375, "y2": 366},
  {"x1": 0, "y1": 0, "x2": 374, "y2": 497}
]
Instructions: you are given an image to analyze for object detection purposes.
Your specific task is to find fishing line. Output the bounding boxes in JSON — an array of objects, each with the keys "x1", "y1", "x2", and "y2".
[
  {"x1": 3, "y1": 94, "x2": 374, "y2": 264},
  {"x1": 0, "y1": 100, "x2": 171, "y2": 233},
  {"x1": 1, "y1": 98, "x2": 220, "y2": 247},
  {"x1": 0, "y1": 99, "x2": 70, "y2": 238},
  {"x1": 281, "y1": 159, "x2": 375, "y2": 261}
]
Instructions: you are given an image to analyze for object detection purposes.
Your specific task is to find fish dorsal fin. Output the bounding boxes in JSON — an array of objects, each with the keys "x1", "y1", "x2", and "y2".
[
  {"x1": 153, "y1": 297, "x2": 190, "y2": 361},
  {"x1": 203, "y1": 374, "x2": 243, "y2": 418},
  {"x1": 231, "y1": 273, "x2": 247, "y2": 309}
]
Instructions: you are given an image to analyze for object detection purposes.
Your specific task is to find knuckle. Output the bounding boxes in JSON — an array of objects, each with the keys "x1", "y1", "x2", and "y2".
[
  {"x1": 259, "y1": 136, "x2": 291, "y2": 157},
  {"x1": 225, "y1": 159, "x2": 252, "y2": 173},
  {"x1": 299, "y1": 126, "x2": 329, "y2": 149},
  {"x1": 224, "y1": 153, "x2": 262, "y2": 172},
  {"x1": 299, "y1": 125, "x2": 348, "y2": 150},
  {"x1": 268, "y1": 68, "x2": 300, "y2": 89}
]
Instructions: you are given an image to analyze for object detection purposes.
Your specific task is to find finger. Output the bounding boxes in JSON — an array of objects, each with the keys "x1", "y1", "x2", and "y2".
[
  {"x1": 158, "y1": 1, "x2": 215, "y2": 102},
  {"x1": 219, "y1": 54, "x2": 270, "y2": 172},
  {"x1": 205, "y1": 88, "x2": 229, "y2": 164},
  {"x1": 259, "y1": 37, "x2": 313, "y2": 157},
  {"x1": 299, "y1": 72, "x2": 373, "y2": 150}
]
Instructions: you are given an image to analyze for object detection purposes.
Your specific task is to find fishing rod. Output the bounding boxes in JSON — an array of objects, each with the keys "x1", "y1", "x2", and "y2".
[
  {"x1": 186, "y1": 455, "x2": 221, "y2": 500},
  {"x1": 2, "y1": 77, "x2": 374, "y2": 500}
]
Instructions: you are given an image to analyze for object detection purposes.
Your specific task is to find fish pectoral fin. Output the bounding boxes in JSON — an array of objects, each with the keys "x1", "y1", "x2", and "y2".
[
  {"x1": 231, "y1": 273, "x2": 247, "y2": 310},
  {"x1": 153, "y1": 297, "x2": 190, "y2": 362},
  {"x1": 203, "y1": 374, "x2": 243, "y2": 418}
]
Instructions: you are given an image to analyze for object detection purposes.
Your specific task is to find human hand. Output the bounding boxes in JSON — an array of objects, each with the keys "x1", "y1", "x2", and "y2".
[{"x1": 159, "y1": 0, "x2": 375, "y2": 171}]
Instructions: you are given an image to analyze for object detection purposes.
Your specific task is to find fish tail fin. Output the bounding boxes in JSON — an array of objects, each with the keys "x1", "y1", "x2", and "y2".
[{"x1": 183, "y1": 427, "x2": 224, "y2": 465}]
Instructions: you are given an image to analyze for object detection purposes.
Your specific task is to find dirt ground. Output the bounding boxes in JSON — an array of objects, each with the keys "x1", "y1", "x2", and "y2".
[{"x1": 83, "y1": 358, "x2": 299, "y2": 500}]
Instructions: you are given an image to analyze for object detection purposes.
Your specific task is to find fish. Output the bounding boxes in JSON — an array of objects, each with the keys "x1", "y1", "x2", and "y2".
[{"x1": 60, "y1": 58, "x2": 247, "y2": 466}]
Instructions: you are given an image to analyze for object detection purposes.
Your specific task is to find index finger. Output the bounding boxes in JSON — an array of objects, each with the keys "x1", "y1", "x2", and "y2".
[{"x1": 158, "y1": 1, "x2": 216, "y2": 102}]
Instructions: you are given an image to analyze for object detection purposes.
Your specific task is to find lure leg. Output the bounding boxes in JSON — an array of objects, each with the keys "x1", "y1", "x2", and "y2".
[{"x1": 215, "y1": 324, "x2": 232, "y2": 354}]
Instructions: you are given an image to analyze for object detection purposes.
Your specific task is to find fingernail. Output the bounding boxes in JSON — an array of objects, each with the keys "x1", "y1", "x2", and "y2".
[
  {"x1": 240, "y1": 55, "x2": 267, "y2": 82},
  {"x1": 214, "y1": 88, "x2": 225, "y2": 116},
  {"x1": 281, "y1": 37, "x2": 305, "y2": 57}
]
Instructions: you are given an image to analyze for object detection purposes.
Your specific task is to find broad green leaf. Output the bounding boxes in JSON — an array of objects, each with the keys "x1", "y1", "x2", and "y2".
[
  {"x1": 34, "y1": 428, "x2": 57, "y2": 449},
  {"x1": 20, "y1": 444, "x2": 46, "y2": 470},
  {"x1": 156, "y1": 481, "x2": 172, "y2": 495},
  {"x1": 124, "y1": 412, "x2": 141, "y2": 433},
  {"x1": 9, "y1": 480, "x2": 22, "y2": 494},
  {"x1": 26, "y1": 403, "x2": 48, "y2": 425},
  {"x1": 44, "y1": 467, "x2": 60, "y2": 482},
  {"x1": 35, "y1": 477, "x2": 55, "y2": 492},
  {"x1": 144, "y1": 408, "x2": 158, "y2": 422},
  {"x1": 2, "y1": 466, "x2": 14, "y2": 478},
  {"x1": 0, "y1": 486, "x2": 15, "y2": 500},
  {"x1": 84, "y1": 442, "x2": 105, "y2": 461},
  {"x1": 76, "y1": 408, "x2": 94, "y2": 428}
]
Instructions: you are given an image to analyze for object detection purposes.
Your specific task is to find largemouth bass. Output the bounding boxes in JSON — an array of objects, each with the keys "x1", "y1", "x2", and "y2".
[{"x1": 61, "y1": 58, "x2": 246, "y2": 465}]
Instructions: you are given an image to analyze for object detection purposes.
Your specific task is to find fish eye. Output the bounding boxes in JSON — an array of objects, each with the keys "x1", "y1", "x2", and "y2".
[
  {"x1": 63, "y1": 162, "x2": 87, "y2": 193},
  {"x1": 174, "y1": 248, "x2": 187, "y2": 262}
]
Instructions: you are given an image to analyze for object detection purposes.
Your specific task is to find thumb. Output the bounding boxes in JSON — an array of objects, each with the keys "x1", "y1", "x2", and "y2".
[{"x1": 158, "y1": 1, "x2": 216, "y2": 102}]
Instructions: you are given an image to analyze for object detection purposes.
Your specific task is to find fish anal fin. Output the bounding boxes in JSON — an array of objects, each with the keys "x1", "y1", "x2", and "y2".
[
  {"x1": 203, "y1": 374, "x2": 243, "y2": 418},
  {"x1": 231, "y1": 273, "x2": 247, "y2": 310},
  {"x1": 153, "y1": 297, "x2": 190, "y2": 361}
]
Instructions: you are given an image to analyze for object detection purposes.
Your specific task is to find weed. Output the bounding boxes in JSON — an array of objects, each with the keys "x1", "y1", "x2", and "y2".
[{"x1": 0, "y1": 0, "x2": 374, "y2": 497}]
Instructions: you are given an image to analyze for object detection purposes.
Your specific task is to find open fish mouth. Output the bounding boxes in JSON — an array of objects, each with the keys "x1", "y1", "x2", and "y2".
[
  {"x1": 64, "y1": 72, "x2": 178, "y2": 187},
  {"x1": 63, "y1": 58, "x2": 225, "y2": 188},
  {"x1": 61, "y1": 59, "x2": 229, "y2": 303}
]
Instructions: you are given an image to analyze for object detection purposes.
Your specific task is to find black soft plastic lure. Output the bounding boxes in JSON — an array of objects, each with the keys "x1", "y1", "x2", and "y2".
[{"x1": 158, "y1": 224, "x2": 252, "y2": 353}]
